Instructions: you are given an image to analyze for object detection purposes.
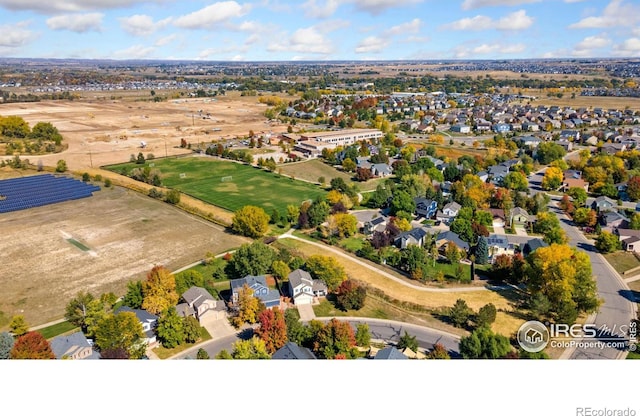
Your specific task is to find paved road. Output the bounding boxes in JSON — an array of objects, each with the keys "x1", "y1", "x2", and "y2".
[
  {"x1": 551, "y1": 204, "x2": 637, "y2": 359},
  {"x1": 175, "y1": 317, "x2": 461, "y2": 359}
]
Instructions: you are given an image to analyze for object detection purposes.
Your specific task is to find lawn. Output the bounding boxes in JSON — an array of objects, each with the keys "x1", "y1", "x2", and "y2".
[
  {"x1": 152, "y1": 326, "x2": 212, "y2": 359},
  {"x1": 339, "y1": 236, "x2": 365, "y2": 252},
  {"x1": 604, "y1": 252, "x2": 640, "y2": 275},
  {"x1": 278, "y1": 159, "x2": 385, "y2": 192},
  {"x1": 37, "y1": 321, "x2": 80, "y2": 340},
  {"x1": 105, "y1": 157, "x2": 327, "y2": 214}
]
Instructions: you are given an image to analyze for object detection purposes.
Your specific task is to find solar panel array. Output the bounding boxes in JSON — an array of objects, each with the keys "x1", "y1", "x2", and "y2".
[{"x1": 0, "y1": 174, "x2": 101, "y2": 214}]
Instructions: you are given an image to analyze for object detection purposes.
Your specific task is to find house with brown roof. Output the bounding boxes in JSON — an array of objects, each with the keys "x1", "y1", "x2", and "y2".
[{"x1": 562, "y1": 177, "x2": 589, "y2": 193}]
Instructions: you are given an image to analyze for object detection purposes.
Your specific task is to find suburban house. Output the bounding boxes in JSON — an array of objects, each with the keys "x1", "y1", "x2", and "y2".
[
  {"x1": 436, "y1": 201, "x2": 462, "y2": 225},
  {"x1": 230, "y1": 275, "x2": 281, "y2": 309},
  {"x1": 510, "y1": 207, "x2": 533, "y2": 226},
  {"x1": 287, "y1": 269, "x2": 328, "y2": 305},
  {"x1": 486, "y1": 234, "x2": 516, "y2": 263},
  {"x1": 50, "y1": 332, "x2": 100, "y2": 360},
  {"x1": 522, "y1": 238, "x2": 548, "y2": 257},
  {"x1": 615, "y1": 228, "x2": 640, "y2": 242},
  {"x1": 450, "y1": 124, "x2": 471, "y2": 134},
  {"x1": 363, "y1": 216, "x2": 387, "y2": 235},
  {"x1": 562, "y1": 177, "x2": 589, "y2": 193},
  {"x1": 414, "y1": 197, "x2": 437, "y2": 218},
  {"x1": 601, "y1": 211, "x2": 628, "y2": 229},
  {"x1": 590, "y1": 196, "x2": 617, "y2": 212},
  {"x1": 434, "y1": 230, "x2": 470, "y2": 252},
  {"x1": 176, "y1": 286, "x2": 227, "y2": 323},
  {"x1": 395, "y1": 227, "x2": 429, "y2": 249},
  {"x1": 374, "y1": 346, "x2": 408, "y2": 360},
  {"x1": 272, "y1": 341, "x2": 317, "y2": 359},
  {"x1": 622, "y1": 237, "x2": 640, "y2": 253},
  {"x1": 371, "y1": 163, "x2": 393, "y2": 177},
  {"x1": 115, "y1": 306, "x2": 158, "y2": 345}
]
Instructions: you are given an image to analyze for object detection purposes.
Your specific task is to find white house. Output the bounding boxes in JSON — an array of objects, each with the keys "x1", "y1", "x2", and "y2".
[{"x1": 287, "y1": 269, "x2": 328, "y2": 305}]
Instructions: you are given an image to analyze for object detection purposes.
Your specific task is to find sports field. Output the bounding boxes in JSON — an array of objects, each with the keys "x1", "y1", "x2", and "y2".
[{"x1": 106, "y1": 156, "x2": 327, "y2": 213}]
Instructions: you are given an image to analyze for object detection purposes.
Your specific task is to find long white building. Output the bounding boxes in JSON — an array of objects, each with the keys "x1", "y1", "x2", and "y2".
[{"x1": 294, "y1": 128, "x2": 383, "y2": 157}]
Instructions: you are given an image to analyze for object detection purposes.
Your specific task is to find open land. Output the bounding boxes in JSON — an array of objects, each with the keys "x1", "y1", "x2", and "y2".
[
  {"x1": 105, "y1": 156, "x2": 328, "y2": 213},
  {"x1": 278, "y1": 158, "x2": 385, "y2": 192},
  {"x1": 0, "y1": 91, "x2": 287, "y2": 170},
  {"x1": 0, "y1": 185, "x2": 249, "y2": 328}
]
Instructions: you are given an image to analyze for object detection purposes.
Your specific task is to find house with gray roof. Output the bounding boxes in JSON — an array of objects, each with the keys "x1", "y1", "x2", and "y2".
[
  {"x1": 486, "y1": 234, "x2": 516, "y2": 263},
  {"x1": 363, "y1": 215, "x2": 387, "y2": 235},
  {"x1": 272, "y1": 342, "x2": 317, "y2": 359},
  {"x1": 177, "y1": 286, "x2": 226, "y2": 322},
  {"x1": 50, "y1": 332, "x2": 100, "y2": 360},
  {"x1": 371, "y1": 163, "x2": 393, "y2": 177},
  {"x1": 414, "y1": 197, "x2": 437, "y2": 218},
  {"x1": 522, "y1": 238, "x2": 548, "y2": 256},
  {"x1": 590, "y1": 196, "x2": 617, "y2": 212},
  {"x1": 394, "y1": 227, "x2": 429, "y2": 249},
  {"x1": 375, "y1": 346, "x2": 408, "y2": 360},
  {"x1": 287, "y1": 269, "x2": 327, "y2": 305},
  {"x1": 115, "y1": 306, "x2": 158, "y2": 345},
  {"x1": 436, "y1": 201, "x2": 461, "y2": 225},
  {"x1": 434, "y1": 230, "x2": 470, "y2": 252},
  {"x1": 230, "y1": 275, "x2": 281, "y2": 309}
]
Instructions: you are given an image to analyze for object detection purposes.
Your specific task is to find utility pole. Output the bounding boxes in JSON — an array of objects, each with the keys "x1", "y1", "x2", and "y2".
[
  {"x1": 164, "y1": 138, "x2": 168, "y2": 158},
  {"x1": 89, "y1": 151, "x2": 93, "y2": 168}
]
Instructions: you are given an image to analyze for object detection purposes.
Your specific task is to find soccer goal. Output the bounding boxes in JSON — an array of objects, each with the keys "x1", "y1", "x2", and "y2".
[{"x1": 221, "y1": 175, "x2": 233, "y2": 182}]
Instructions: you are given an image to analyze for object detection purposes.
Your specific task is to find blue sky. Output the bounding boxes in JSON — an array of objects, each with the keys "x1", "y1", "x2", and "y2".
[{"x1": 0, "y1": 0, "x2": 638, "y2": 61}]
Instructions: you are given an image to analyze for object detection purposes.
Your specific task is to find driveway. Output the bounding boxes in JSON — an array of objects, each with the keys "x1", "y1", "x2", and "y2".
[
  {"x1": 514, "y1": 226, "x2": 528, "y2": 236},
  {"x1": 297, "y1": 303, "x2": 316, "y2": 322},
  {"x1": 493, "y1": 225, "x2": 506, "y2": 235}
]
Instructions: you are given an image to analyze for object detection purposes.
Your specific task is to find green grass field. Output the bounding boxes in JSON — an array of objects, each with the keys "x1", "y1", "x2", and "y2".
[{"x1": 106, "y1": 157, "x2": 327, "y2": 213}]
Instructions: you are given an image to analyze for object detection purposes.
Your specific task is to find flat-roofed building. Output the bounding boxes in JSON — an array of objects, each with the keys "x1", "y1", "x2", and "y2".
[{"x1": 294, "y1": 129, "x2": 383, "y2": 157}]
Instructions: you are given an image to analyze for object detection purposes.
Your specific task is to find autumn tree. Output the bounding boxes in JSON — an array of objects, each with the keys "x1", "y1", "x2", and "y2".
[
  {"x1": 232, "y1": 285, "x2": 264, "y2": 328},
  {"x1": 10, "y1": 332, "x2": 54, "y2": 359},
  {"x1": 94, "y1": 311, "x2": 146, "y2": 359},
  {"x1": 231, "y1": 337, "x2": 271, "y2": 359},
  {"x1": 445, "y1": 242, "x2": 462, "y2": 263},
  {"x1": 595, "y1": 231, "x2": 621, "y2": 254},
  {"x1": 567, "y1": 187, "x2": 588, "y2": 206},
  {"x1": 313, "y1": 318, "x2": 357, "y2": 359},
  {"x1": 526, "y1": 244, "x2": 601, "y2": 324},
  {"x1": 335, "y1": 280, "x2": 366, "y2": 311},
  {"x1": 254, "y1": 307, "x2": 288, "y2": 354},
  {"x1": 64, "y1": 291, "x2": 96, "y2": 332},
  {"x1": 502, "y1": 171, "x2": 528, "y2": 191},
  {"x1": 271, "y1": 260, "x2": 291, "y2": 281},
  {"x1": 141, "y1": 266, "x2": 179, "y2": 315},
  {"x1": 627, "y1": 176, "x2": 640, "y2": 201},
  {"x1": 9, "y1": 315, "x2": 29, "y2": 336},
  {"x1": 305, "y1": 254, "x2": 347, "y2": 291},
  {"x1": 231, "y1": 205, "x2": 270, "y2": 238},
  {"x1": 573, "y1": 207, "x2": 597, "y2": 227},
  {"x1": 156, "y1": 306, "x2": 185, "y2": 349},
  {"x1": 333, "y1": 213, "x2": 358, "y2": 238},
  {"x1": 227, "y1": 242, "x2": 276, "y2": 278},
  {"x1": 459, "y1": 326, "x2": 512, "y2": 359},
  {"x1": 541, "y1": 166, "x2": 563, "y2": 191},
  {"x1": 0, "y1": 332, "x2": 14, "y2": 359},
  {"x1": 428, "y1": 343, "x2": 451, "y2": 359}
]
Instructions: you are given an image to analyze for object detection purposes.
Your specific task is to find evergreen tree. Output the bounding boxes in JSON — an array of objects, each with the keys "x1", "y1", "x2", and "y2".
[{"x1": 475, "y1": 236, "x2": 489, "y2": 265}]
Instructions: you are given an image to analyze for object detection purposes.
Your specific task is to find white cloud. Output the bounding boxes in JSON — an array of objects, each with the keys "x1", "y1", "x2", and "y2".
[
  {"x1": 174, "y1": 1, "x2": 250, "y2": 30},
  {"x1": 455, "y1": 42, "x2": 525, "y2": 57},
  {"x1": 231, "y1": 55, "x2": 244, "y2": 61},
  {"x1": 113, "y1": 44, "x2": 156, "y2": 59},
  {"x1": 461, "y1": 0, "x2": 540, "y2": 10},
  {"x1": 575, "y1": 34, "x2": 611, "y2": 51},
  {"x1": 267, "y1": 26, "x2": 335, "y2": 54},
  {"x1": 302, "y1": 0, "x2": 340, "y2": 18},
  {"x1": 0, "y1": 21, "x2": 37, "y2": 48},
  {"x1": 350, "y1": 0, "x2": 423, "y2": 15},
  {"x1": 443, "y1": 10, "x2": 533, "y2": 31},
  {"x1": 613, "y1": 37, "x2": 640, "y2": 57},
  {"x1": 46, "y1": 13, "x2": 103, "y2": 33},
  {"x1": 384, "y1": 18, "x2": 421, "y2": 36},
  {"x1": 154, "y1": 34, "x2": 177, "y2": 46},
  {"x1": 0, "y1": 0, "x2": 166, "y2": 13},
  {"x1": 570, "y1": 0, "x2": 640, "y2": 29},
  {"x1": 355, "y1": 36, "x2": 389, "y2": 53},
  {"x1": 119, "y1": 14, "x2": 172, "y2": 37}
]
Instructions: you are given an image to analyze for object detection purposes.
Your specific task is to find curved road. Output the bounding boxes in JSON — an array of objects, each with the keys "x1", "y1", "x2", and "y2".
[{"x1": 174, "y1": 318, "x2": 461, "y2": 359}]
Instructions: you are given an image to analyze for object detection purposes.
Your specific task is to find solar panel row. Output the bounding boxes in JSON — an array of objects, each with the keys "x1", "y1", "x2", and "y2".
[{"x1": 0, "y1": 174, "x2": 101, "y2": 214}]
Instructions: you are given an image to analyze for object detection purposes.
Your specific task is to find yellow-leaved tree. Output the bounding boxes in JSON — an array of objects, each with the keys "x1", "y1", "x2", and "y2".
[{"x1": 141, "y1": 266, "x2": 179, "y2": 315}]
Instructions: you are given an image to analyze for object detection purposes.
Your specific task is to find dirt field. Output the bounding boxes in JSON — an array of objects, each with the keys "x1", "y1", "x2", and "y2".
[
  {"x1": 0, "y1": 185, "x2": 250, "y2": 329},
  {"x1": 0, "y1": 92, "x2": 287, "y2": 171}
]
